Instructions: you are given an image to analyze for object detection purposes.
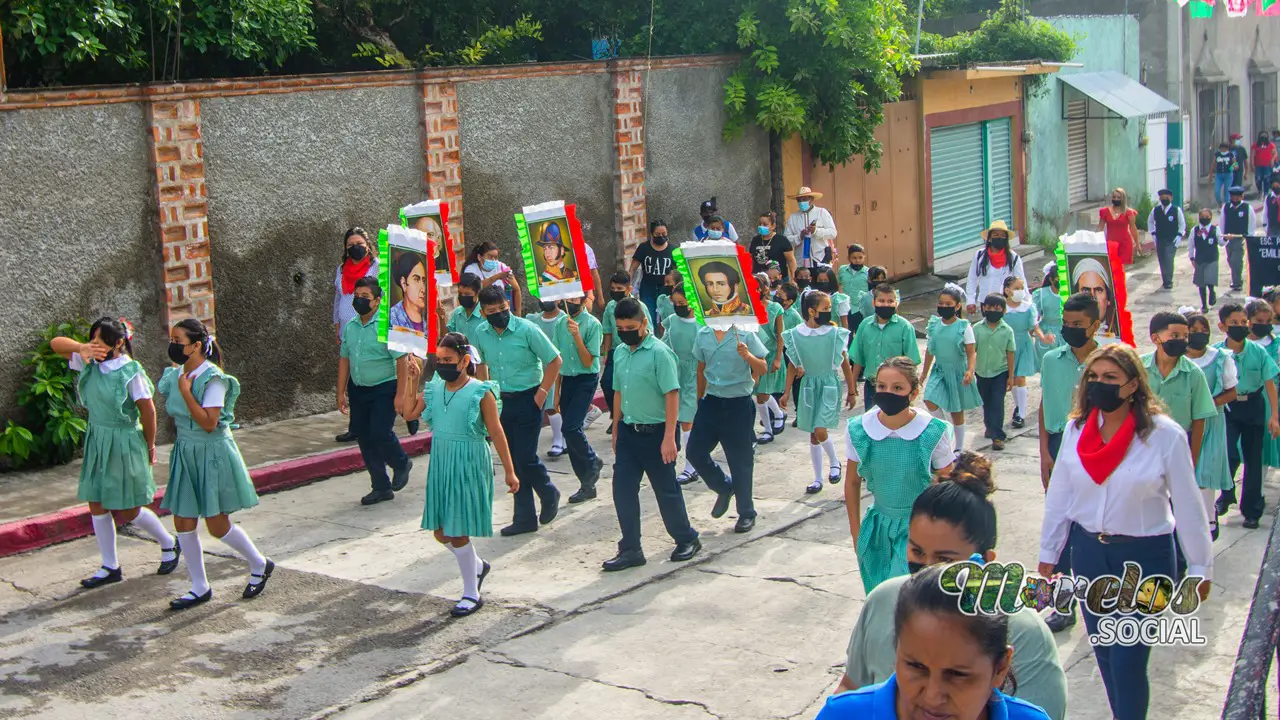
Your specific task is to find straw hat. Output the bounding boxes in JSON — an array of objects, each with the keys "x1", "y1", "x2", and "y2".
[
  {"x1": 980, "y1": 220, "x2": 1012, "y2": 240},
  {"x1": 788, "y1": 186, "x2": 824, "y2": 200}
]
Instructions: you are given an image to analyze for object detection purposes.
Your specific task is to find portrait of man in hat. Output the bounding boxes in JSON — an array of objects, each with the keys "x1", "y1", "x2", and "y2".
[
  {"x1": 1069, "y1": 255, "x2": 1118, "y2": 336},
  {"x1": 408, "y1": 212, "x2": 450, "y2": 277},
  {"x1": 534, "y1": 220, "x2": 577, "y2": 284},
  {"x1": 695, "y1": 259, "x2": 750, "y2": 317}
]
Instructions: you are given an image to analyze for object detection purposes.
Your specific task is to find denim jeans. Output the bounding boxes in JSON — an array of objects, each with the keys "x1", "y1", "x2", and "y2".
[
  {"x1": 1256, "y1": 166, "x2": 1273, "y2": 197},
  {"x1": 688, "y1": 395, "x2": 757, "y2": 519},
  {"x1": 976, "y1": 372, "x2": 1008, "y2": 440},
  {"x1": 501, "y1": 388, "x2": 559, "y2": 527},
  {"x1": 559, "y1": 373, "x2": 601, "y2": 484},
  {"x1": 1215, "y1": 172, "x2": 1233, "y2": 205},
  {"x1": 347, "y1": 380, "x2": 408, "y2": 491},
  {"x1": 613, "y1": 422, "x2": 697, "y2": 553}
]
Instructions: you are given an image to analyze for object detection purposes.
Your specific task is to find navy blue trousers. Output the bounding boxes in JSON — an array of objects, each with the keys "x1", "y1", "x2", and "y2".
[
  {"x1": 613, "y1": 422, "x2": 697, "y2": 553},
  {"x1": 688, "y1": 395, "x2": 757, "y2": 520},
  {"x1": 560, "y1": 373, "x2": 601, "y2": 484},
  {"x1": 348, "y1": 380, "x2": 407, "y2": 492},
  {"x1": 501, "y1": 388, "x2": 558, "y2": 527}
]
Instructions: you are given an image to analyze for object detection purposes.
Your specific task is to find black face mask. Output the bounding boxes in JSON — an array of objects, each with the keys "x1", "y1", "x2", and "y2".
[
  {"x1": 1188, "y1": 332, "x2": 1211, "y2": 351},
  {"x1": 1161, "y1": 338, "x2": 1188, "y2": 358},
  {"x1": 797, "y1": 279, "x2": 811, "y2": 290},
  {"x1": 875, "y1": 391, "x2": 911, "y2": 416},
  {"x1": 1061, "y1": 326, "x2": 1091, "y2": 349},
  {"x1": 989, "y1": 237, "x2": 1008, "y2": 250},
  {"x1": 540, "y1": 301, "x2": 558, "y2": 313},
  {"x1": 983, "y1": 310, "x2": 1004, "y2": 324},
  {"x1": 907, "y1": 561, "x2": 926, "y2": 575},
  {"x1": 617, "y1": 328, "x2": 643, "y2": 347},
  {"x1": 167, "y1": 342, "x2": 189, "y2": 365},
  {"x1": 674, "y1": 305, "x2": 691, "y2": 318},
  {"x1": 435, "y1": 363, "x2": 462, "y2": 383},
  {"x1": 459, "y1": 295, "x2": 477, "y2": 310},
  {"x1": 1227, "y1": 325, "x2": 1251, "y2": 342},
  {"x1": 652, "y1": 235, "x2": 668, "y2": 247},
  {"x1": 937, "y1": 306, "x2": 956, "y2": 320},
  {"x1": 1112, "y1": 199, "x2": 1123, "y2": 207},
  {"x1": 660, "y1": 285, "x2": 674, "y2": 296},
  {"x1": 814, "y1": 311, "x2": 833, "y2": 326},
  {"x1": 851, "y1": 264, "x2": 865, "y2": 272},
  {"x1": 1086, "y1": 381, "x2": 1127, "y2": 413},
  {"x1": 347, "y1": 245, "x2": 368, "y2": 262},
  {"x1": 874, "y1": 306, "x2": 896, "y2": 320},
  {"x1": 1253, "y1": 323, "x2": 1273, "y2": 338},
  {"x1": 353, "y1": 296, "x2": 373, "y2": 316},
  {"x1": 565, "y1": 301, "x2": 583, "y2": 316},
  {"x1": 1200, "y1": 218, "x2": 1212, "y2": 227},
  {"x1": 610, "y1": 290, "x2": 627, "y2": 302},
  {"x1": 486, "y1": 310, "x2": 511, "y2": 330}
]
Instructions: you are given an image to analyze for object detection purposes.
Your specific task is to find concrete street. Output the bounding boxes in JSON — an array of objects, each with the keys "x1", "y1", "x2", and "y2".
[{"x1": 1, "y1": 251, "x2": 1278, "y2": 719}]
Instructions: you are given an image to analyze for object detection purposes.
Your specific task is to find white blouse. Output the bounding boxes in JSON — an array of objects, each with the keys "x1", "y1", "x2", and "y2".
[
  {"x1": 964, "y1": 249, "x2": 1027, "y2": 307},
  {"x1": 69, "y1": 354, "x2": 152, "y2": 402},
  {"x1": 845, "y1": 409, "x2": 955, "y2": 469},
  {"x1": 928, "y1": 319, "x2": 976, "y2": 344},
  {"x1": 187, "y1": 361, "x2": 228, "y2": 409},
  {"x1": 1039, "y1": 413, "x2": 1213, "y2": 581},
  {"x1": 1190, "y1": 347, "x2": 1238, "y2": 391}
]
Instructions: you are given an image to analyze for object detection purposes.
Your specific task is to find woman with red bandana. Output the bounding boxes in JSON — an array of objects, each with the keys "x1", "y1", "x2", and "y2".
[
  {"x1": 963, "y1": 221, "x2": 1026, "y2": 315},
  {"x1": 334, "y1": 228, "x2": 379, "y2": 443}
]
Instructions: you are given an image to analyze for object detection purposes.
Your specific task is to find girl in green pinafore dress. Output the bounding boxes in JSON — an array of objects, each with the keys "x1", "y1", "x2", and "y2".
[
  {"x1": 158, "y1": 319, "x2": 273, "y2": 611},
  {"x1": 1002, "y1": 275, "x2": 1050, "y2": 430},
  {"x1": 753, "y1": 273, "x2": 787, "y2": 443},
  {"x1": 526, "y1": 303, "x2": 567, "y2": 457},
  {"x1": 1242, "y1": 299, "x2": 1280, "y2": 469},
  {"x1": 49, "y1": 318, "x2": 180, "y2": 591},
  {"x1": 782, "y1": 290, "x2": 856, "y2": 495},
  {"x1": 815, "y1": 266, "x2": 852, "y2": 331},
  {"x1": 405, "y1": 332, "x2": 518, "y2": 617},
  {"x1": 1032, "y1": 264, "x2": 1065, "y2": 365},
  {"x1": 845, "y1": 358, "x2": 956, "y2": 594},
  {"x1": 775, "y1": 283, "x2": 805, "y2": 425},
  {"x1": 1183, "y1": 312, "x2": 1237, "y2": 541},
  {"x1": 656, "y1": 269, "x2": 680, "y2": 329},
  {"x1": 661, "y1": 287, "x2": 702, "y2": 484},
  {"x1": 921, "y1": 285, "x2": 980, "y2": 453}
]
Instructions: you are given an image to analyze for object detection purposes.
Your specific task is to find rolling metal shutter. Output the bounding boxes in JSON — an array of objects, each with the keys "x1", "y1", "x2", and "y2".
[
  {"x1": 985, "y1": 118, "x2": 1013, "y2": 226},
  {"x1": 1067, "y1": 100, "x2": 1088, "y2": 205},
  {"x1": 930, "y1": 123, "x2": 987, "y2": 258}
]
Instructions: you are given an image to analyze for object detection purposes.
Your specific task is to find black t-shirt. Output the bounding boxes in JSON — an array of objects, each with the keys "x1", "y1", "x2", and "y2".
[
  {"x1": 749, "y1": 233, "x2": 794, "y2": 276},
  {"x1": 632, "y1": 241, "x2": 674, "y2": 290}
]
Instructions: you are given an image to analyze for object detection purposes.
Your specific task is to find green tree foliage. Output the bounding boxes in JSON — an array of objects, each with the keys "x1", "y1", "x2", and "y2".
[
  {"x1": 0, "y1": 321, "x2": 90, "y2": 470},
  {"x1": 918, "y1": 0, "x2": 1078, "y2": 94}
]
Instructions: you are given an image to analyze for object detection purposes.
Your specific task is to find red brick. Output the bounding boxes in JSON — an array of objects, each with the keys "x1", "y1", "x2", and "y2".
[
  {"x1": 428, "y1": 136, "x2": 445, "y2": 150},
  {"x1": 423, "y1": 101, "x2": 444, "y2": 114},
  {"x1": 182, "y1": 202, "x2": 207, "y2": 218},
  {"x1": 442, "y1": 150, "x2": 460, "y2": 164},
  {"x1": 180, "y1": 162, "x2": 205, "y2": 180},
  {"x1": 155, "y1": 146, "x2": 181, "y2": 163},
  {"x1": 166, "y1": 265, "x2": 191, "y2": 283},
  {"x1": 188, "y1": 280, "x2": 213, "y2": 295},
  {"x1": 185, "y1": 243, "x2": 210, "y2": 259},
  {"x1": 440, "y1": 116, "x2": 458, "y2": 131},
  {"x1": 159, "y1": 186, "x2": 183, "y2": 202},
  {"x1": 162, "y1": 227, "x2": 186, "y2": 244},
  {"x1": 177, "y1": 123, "x2": 200, "y2": 140}
]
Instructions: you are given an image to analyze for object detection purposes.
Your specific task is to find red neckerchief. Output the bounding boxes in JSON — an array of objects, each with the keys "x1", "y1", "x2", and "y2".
[
  {"x1": 1076, "y1": 408, "x2": 1137, "y2": 485},
  {"x1": 341, "y1": 256, "x2": 372, "y2": 294},
  {"x1": 987, "y1": 246, "x2": 1008, "y2": 269}
]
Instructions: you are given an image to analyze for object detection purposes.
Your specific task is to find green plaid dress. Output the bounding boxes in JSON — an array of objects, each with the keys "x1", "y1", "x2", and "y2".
[
  {"x1": 755, "y1": 301, "x2": 787, "y2": 395},
  {"x1": 922, "y1": 316, "x2": 981, "y2": 413},
  {"x1": 1194, "y1": 349, "x2": 1234, "y2": 491},
  {"x1": 785, "y1": 325, "x2": 852, "y2": 431},
  {"x1": 848, "y1": 413, "x2": 949, "y2": 593}
]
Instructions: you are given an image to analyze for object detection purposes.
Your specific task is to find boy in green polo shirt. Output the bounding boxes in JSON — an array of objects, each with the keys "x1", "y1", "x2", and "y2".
[
  {"x1": 446, "y1": 272, "x2": 488, "y2": 339},
  {"x1": 973, "y1": 293, "x2": 1015, "y2": 451},
  {"x1": 601, "y1": 271, "x2": 652, "y2": 434},
  {"x1": 1141, "y1": 311, "x2": 1217, "y2": 463},
  {"x1": 850, "y1": 283, "x2": 920, "y2": 410},
  {"x1": 838, "y1": 244, "x2": 870, "y2": 332},
  {"x1": 604, "y1": 298, "x2": 700, "y2": 571},
  {"x1": 558, "y1": 296, "x2": 606, "y2": 504},
  {"x1": 472, "y1": 286, "x2": 564, "y2": 536},
  {"x1": 1216, "y1": 302, "x2": 1280, "y2": 529},
  {"x1": 338, "y1": 277, "x2": 412, "y2": 506}
]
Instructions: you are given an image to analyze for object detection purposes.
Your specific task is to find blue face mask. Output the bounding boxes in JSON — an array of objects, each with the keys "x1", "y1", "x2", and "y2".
[
  {"x1": 758, "y1": 225, "x2": 770, "y2": 236},
  {"x1": 707, "y1": 230, "x2": 724, "y2": 240},
  {"x1": 798, "y1": 201, "x2": 812, "y2": 212},
  {"x1": 482, "y1": 259, "x2": 499, "y2": 272}
]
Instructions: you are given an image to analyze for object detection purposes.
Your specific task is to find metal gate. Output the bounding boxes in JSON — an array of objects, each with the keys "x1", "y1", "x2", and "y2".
[
  {"x1": 1067, "y1": 100, "x2": 1089, "y2": 205},
  {"x1": 930, "y1": 123, "x2": 987, "y2": 258}
]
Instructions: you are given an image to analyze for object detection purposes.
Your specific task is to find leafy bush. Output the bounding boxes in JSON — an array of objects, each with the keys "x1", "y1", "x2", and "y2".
[
  {"x1": 1134, "y1": 193, "x2": 1155, "y2": 227},
  {"x1": 0, "y1": 321, "x2": 90, "y2": 470}
]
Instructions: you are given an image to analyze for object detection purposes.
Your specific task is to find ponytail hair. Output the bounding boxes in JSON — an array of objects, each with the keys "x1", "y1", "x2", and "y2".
[
  {"x1": 174, "y1": 318, "x2": 223, "y2": 367},
  {"x1": 911, "y1": 451, "x2": 998, "y2": 554},
  {"x1": 468, "y1": 241, "x2": 499, "y2": 270}
]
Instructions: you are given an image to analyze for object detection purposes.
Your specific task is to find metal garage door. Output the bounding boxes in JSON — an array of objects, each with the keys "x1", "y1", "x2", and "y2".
[
  {"x1": 986, "y1": 118, "x2": 1013, "y2": 226},
  {"x1": 930, "y1": 123, "x2": 987, "y2": 258},
  {"x1": 1146, "y1": 116, "x2": 1168, "y2": 203},
  {"x1": 1067, "y1": 100, "x2": 1089, "y2": 205}
]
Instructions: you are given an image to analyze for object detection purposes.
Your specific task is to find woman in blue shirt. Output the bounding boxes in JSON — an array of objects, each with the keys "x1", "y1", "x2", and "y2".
[{"x1": 817, "y1": 564, "x2": 1052, "y2": 720}]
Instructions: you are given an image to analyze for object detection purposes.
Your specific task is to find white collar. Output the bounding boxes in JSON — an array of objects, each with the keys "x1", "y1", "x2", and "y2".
[
  {"x1": 1189, "y1": 347, "x2": 1221, "y2": 367},
  {"x1": 98, "y1": 355, "x2": 131, "y2": 373},
  {"x1": 794, "y1": 324, "x2": 833, "y2": 336},
  {"x1": 186, "y1": 361, "x2": 214, "y2": 380},
  {"x1": 861, "y1": 408, "x2": 930, "y2": 440},
  {"x1": 677, "y1": 315, "x2": 697, "y2": 324},
  {"x1": 1256, "y1": 336, "x2": 1274, "y2": 347},
  {"x1": 1006, "y1": 301, "x2": 1033, "y2": 314}
]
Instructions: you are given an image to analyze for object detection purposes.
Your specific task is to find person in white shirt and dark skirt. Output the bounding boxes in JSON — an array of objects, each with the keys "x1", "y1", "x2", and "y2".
[{"x1": 1038, "y1": 343, "x2": 1212, "y2": 720}]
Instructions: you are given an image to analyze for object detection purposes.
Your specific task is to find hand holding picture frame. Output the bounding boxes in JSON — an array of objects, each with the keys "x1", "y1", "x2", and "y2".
[{"x1": 401, "y1": 199, "x2": 458, "y2": 288}]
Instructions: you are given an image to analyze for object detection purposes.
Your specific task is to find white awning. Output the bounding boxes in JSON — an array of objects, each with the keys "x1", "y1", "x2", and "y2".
[{"x1": 1060, "y1": 71, "x2": 1179, "y2": 119}]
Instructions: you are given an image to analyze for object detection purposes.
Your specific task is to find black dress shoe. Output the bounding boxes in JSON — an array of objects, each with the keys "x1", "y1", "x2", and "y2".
[
  {"x1": 500, "y1": 523, "x2": 538, "y2": 537},
  {"x1": 169, "y1": 589, "x2": 213, "y2": 610},
  {"x1": 391, "y1": 459, "x2": 414, "y2": 491},
  {"x1": 80, "y1": 566, "x2": 122, "y2": 589},
  {"x1": 711, "y1": 487, "x2": 734, "y2": 519},
  {"x1": 335, "y1": 431, "x2": 357, "y2": 443},
  {"x1": 585, "y1": 457, "x2": 604, "y2": 486},
  {"x1": 539, "y1": 487, "x2": 561, "y2": 525},
  {"x1": 450, "y1": 597, "x2": 484, "y2": 617},
  {"x1": 670, "y1": 538, "x2": 702, "y2": 562},
  {"x1": 546, "y1": 445, "x2": 567, "y2": 458},
  {"x1": 1243, "y1": 517, "x2": 1261, "y2": 529},
  {"x1": 1216, "y1": 495, "x2": 1235, "y2": 517},
  {"x1": 734, "y1": 516, "x2": 756, "y2": 533},
  {"x1": 568, "y1": 486, "x2": 597, "y2": 504},
  {"x1": 243, "y1": 559, "x2": 275, "y2": 599},
  {"x1": 407, "y1": 420, "x2": 420, "y2": 436},
  {"x1": 157, "y1": 541, "x2": 182, "y2": 575},
  {"x1": 1045, "y1": 608, "x2": 1076, "y2": 633},
  {"x1": 361, "y1": 489, "x2": 395, "y2": 506},
  {"x1": 602, "y1": 551, "x2": 647, "y2": 572}
]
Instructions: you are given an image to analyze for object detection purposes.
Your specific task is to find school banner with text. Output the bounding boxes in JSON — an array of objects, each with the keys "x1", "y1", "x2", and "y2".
[{"x1": 1245, "y1": 235, "x2": 1280, "y2": 295}]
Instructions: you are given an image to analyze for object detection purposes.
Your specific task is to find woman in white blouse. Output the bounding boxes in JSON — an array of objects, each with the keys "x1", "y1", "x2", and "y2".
[
  {"x1": 1038, "y1": 343, "x2": 1212, "y2": 720},
  {"x1": 964, "y1": 221, "x2": 1026, "y2": 315}
]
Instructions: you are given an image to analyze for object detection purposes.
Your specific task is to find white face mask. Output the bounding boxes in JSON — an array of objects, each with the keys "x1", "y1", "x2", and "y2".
[{"x1": 1010, "y1": 289, "x2": 1027, "y2": 303}]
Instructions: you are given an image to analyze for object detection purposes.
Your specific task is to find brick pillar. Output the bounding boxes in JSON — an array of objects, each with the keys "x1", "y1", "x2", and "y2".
[
  {"x1": 422, "y1": 79, "x2": 464, "y2": 306},
  {"x1": 611, "y1": 68, "x2": 648, "y2": 266},
  {"x1": 147, "y1": 98, "x2": 215, "y2": 329}
]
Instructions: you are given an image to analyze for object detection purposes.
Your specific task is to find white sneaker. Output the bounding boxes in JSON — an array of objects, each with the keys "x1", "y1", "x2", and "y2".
[{"x1": 584, "y1": 405, "x2": 604, "y2": 428}]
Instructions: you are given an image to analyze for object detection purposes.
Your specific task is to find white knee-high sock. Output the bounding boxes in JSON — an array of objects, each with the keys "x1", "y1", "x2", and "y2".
[
  {"x1": 1201, "y1": 488, "x2": 1218, "y2": 531},
  {"x1": 450, "y1": 542, "x2": 481, "y2": 601},
  {"x1": 130, "y1": 507, "x2": 176, "y2": 558},
  {"x1": 681, "y1": 429, "x2": 694, "y2": 473},
  {"x1": 929, "y1": 405, "x2": 947, "y2": 421},
  {"x1": 954, "y1": 423, "x2": 966, "y2": 452},
  {"x1": 1013, "y1": 387, "x2": 1028, "y2": 416},
  {"x1": 90, "y1": 513, "x2": 119, "y2": 573},
  {"x1": 549, "y1": 413, "x2": 564, "y2": 448},
  {"x1": 821, "y1": 437, "x2": 838, "y2": 467},
  {"x1": 765, "y1": 396, "x2": 782, "y2": 419},
  {"x1": 178, "y1": 530, "x2": 210, "y2": 595},
  {"x1": 809, "y1": 444, "x2": 824, "y2": 483},
  {"x1": 756, "y1": 402, "x2": 773, "y2": 432},
  {"x1": 219, "y1": 525, "x2": 267, "y2": 575}
]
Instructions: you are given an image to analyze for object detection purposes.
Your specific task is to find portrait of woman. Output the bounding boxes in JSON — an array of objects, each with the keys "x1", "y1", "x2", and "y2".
[{"x1": 389, "y1": 250, "x2": 428, "y2": 336}]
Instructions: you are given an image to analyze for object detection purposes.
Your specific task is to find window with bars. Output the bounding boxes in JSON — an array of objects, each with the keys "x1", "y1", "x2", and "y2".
[
  {"x1": 1198, "y1": 85, "x2": 1226, "y2": 179},
  {"x1": 1252, "y1": 74, "x2": 1278, "y2": 138}
]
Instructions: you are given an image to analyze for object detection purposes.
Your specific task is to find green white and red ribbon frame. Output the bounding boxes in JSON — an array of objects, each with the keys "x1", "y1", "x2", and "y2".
[
  {"x1": 377, "y1": 224, "x2": 438, "y2": 358},
  {"x1": 400, "y1": 199, "x2": 458, "y2": 287},
  {"x1": 672, "y1": 240, "x2": 767, "y2": 332},
  {"x1": 1055, "y1": 229, "x2": 1134, "y2": 346},
  {"x1": 513, "y1": 200, "x2": 594, "y2": 302}
]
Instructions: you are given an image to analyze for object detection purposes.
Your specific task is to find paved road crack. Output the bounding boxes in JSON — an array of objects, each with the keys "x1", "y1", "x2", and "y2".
[
  {"x1": 696, "y1": 566, "x2": 856, "y2": 600},
  {"x1": 0, "y1": 576, "x2": 40, "y2": 597}
]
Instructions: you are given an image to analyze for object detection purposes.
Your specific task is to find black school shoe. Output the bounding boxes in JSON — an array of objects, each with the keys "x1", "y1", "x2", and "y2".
[
  {"x1": 1045, "y1": 608, "x2": 1076, "y2": 633},
  {"x1": 80, "y1": 566, "x2": 122, "y2": 589},
  {"x1": 243, "y1": 559, "x2": 275, "y2": 599},
  {"x1": 1011, "y1": 412, "x2": 1025, "y2": 429},
  {"x1": 335, "y1": 431, "x2": 357, "y2": 443},
  {"x1": 407, "y1": 420, "x2": 420, "y2": 436},
  {"x1": 1243, "y1": 517, "x2": 1261, "y2": 529},
  {"x1": 169, "y1": 589, "x2": 212, "y2": 611},
  {"x1": 362, "y1": 489, "x2": 394, "y2": 505},
  {"x1": 391, "y1": 459, "x2": 414, "y2": 491},
  {"x1": 539, "y1": 487, "x2": 561, "y2": 525},
  {"x1": 602, "y1": 551, "x2": 647, "y2": 572},
  {"x1": 157, "y1": 541, "x2": 182, "y2": 575}
]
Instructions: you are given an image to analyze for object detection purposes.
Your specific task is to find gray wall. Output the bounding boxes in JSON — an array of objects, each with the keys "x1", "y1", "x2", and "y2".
[
  {"x1": 456, "y1": 74, "x2": 618, "y2": 291},
  {"x1": 0, "y1": 105, "x2": 165, "y2": 428},
  {"x1": 201, "y1": 86, "x2": 424, "y2": 423},
  {"x1": 645, "y1": 66, "x2": 771, "y2": 251}
]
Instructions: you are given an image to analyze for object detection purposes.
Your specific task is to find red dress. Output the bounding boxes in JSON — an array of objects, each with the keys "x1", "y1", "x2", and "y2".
[{"x1": 1099, "y1": 207, "x2": 1138, "y2": 265}]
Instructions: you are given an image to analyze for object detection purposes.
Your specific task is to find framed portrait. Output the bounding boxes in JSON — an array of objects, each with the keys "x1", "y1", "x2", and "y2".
[
  {"x1": 377, "y1": 224, "x2": 437, "y2": 358},
  {"x1": 514, "y1": 200, "x2": 594, "y2": 302},
  {"x1": 1055, "y1": 229, "x2": 1134, "y2": 346},
  {"x1": 401, "y1": 199, "x2": 457, "y2": 288},
  {"x1": 673, "y1": 239, "x2": 767, "y2": 331}
]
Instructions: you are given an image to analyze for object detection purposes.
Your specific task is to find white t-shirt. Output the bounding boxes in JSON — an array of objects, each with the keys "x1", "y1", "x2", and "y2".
[
  {"x1": 463, "y1": 260, "x2": 515, "y2": 291},
  {"x1": 928, "y1": 320, "x2": 976, "y2": 344},
  {"x1": 69, "y1": 354, "x2": 152, "y2": 402},
  {"x1": 845, "y1": 409, "x2": 956, "y2": 468},
  {"x1": 187, "y1": 361, "x2": 228, "y2": 408}
]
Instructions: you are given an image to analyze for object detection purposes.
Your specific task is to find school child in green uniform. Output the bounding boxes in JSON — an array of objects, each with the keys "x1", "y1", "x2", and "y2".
[
  {"x1": 1216, "y1": 302, "x2": 1280, "y2": 529},
  {"x1": 656, "y1": 269, "x2": 680, "y2": 329},
  {"x1": 774, "y1": 282, "x2": 805, "y2": 426},
  {"x1": 472, "y1": 286, "x2": 564, "y2": 536},
  {"x1": 661, "y1": 287, "x2": 702, "y2": 484},
  {"x1": 845, "y1": 357, "x2": 955, "y2": 594},
  {"x1": 814, "y1": 266, "x2": 852, "y2": 330},
  {"x1": 605, "y1": 298, "x2": 701, "y2": 570},
  {"x1": 781, "y1": 291, "x2": 856, "y2": 494},
  {"x1": 526, "y1": 300, "x2": 567, "y2": 457},
  {"x1": 1183, "y1": 310, "x2": 1239, "y2": 541},
  {"x1": 974, "y1": 293, "x2": 1016, "y2": 451},
  {"x1": 49, "y1": 318, "x2": 178, "y2": 590},
  {"x1": 850, "y1": 283, "x2": 921, "y2": 410},
  {"x1": 158, "y1": 319, "x2": 272, "y2": 610},
  {"x1": 447, "y1": 273, "x2": 489, "y2": 342},
  {"x1": 601, "y1": 271, "x2": 652, "y2": 432},
  {"x1": 920, "y1": 284, "x2": 980, "y2": 453},
  {"x1": 855, "y1": 266, "x2": 889, "y2": 328},
  {"x1": 1032, "y1": 262, "x2": 1064, "y2": 365},
  {"x1": 794, "y1": 266, "x2": 813, "y2": 294},
  {"x1": 555, "y1": 297, "x2": 605, "y2": 504},
  {"x1": 404, "y1": 332, "x2": 518, "y2": 617},
  {"x1": 838, "y1": 244, "x2": 869, "y2": 332},
  {"x1": 1003, "y1": 275, "x2": 1050, "y2": 429},
  {"x1": 1246, "y1": 298, "x2": 1280, "y2": 470},
  {"x1": 753, "y1": 273, "x2": 787, "y2": 443}
]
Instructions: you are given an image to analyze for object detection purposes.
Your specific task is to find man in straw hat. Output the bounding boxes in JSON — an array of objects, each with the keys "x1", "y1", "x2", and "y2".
[
  {"x1": 785, "y1": 186, "x2": 838, "y2": 269},
  {"x1": 1146, "y1": 188, "x2": 1186, "y2": 290}
]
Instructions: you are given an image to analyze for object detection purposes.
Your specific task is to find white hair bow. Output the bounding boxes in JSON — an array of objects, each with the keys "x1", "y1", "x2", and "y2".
[
  {"x1": 1042, "y1": 261, "x2": 1056, "y2": 277},
  {"x1": 1177, "y1": 305, "x2": 1199, "y2": 315},
  {"x1": 1247, "y1": 297, "x2": 1262, "y2": 305},
  {"x1": 943, "y1": 282, "x2": 965, "y2": 295}
]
